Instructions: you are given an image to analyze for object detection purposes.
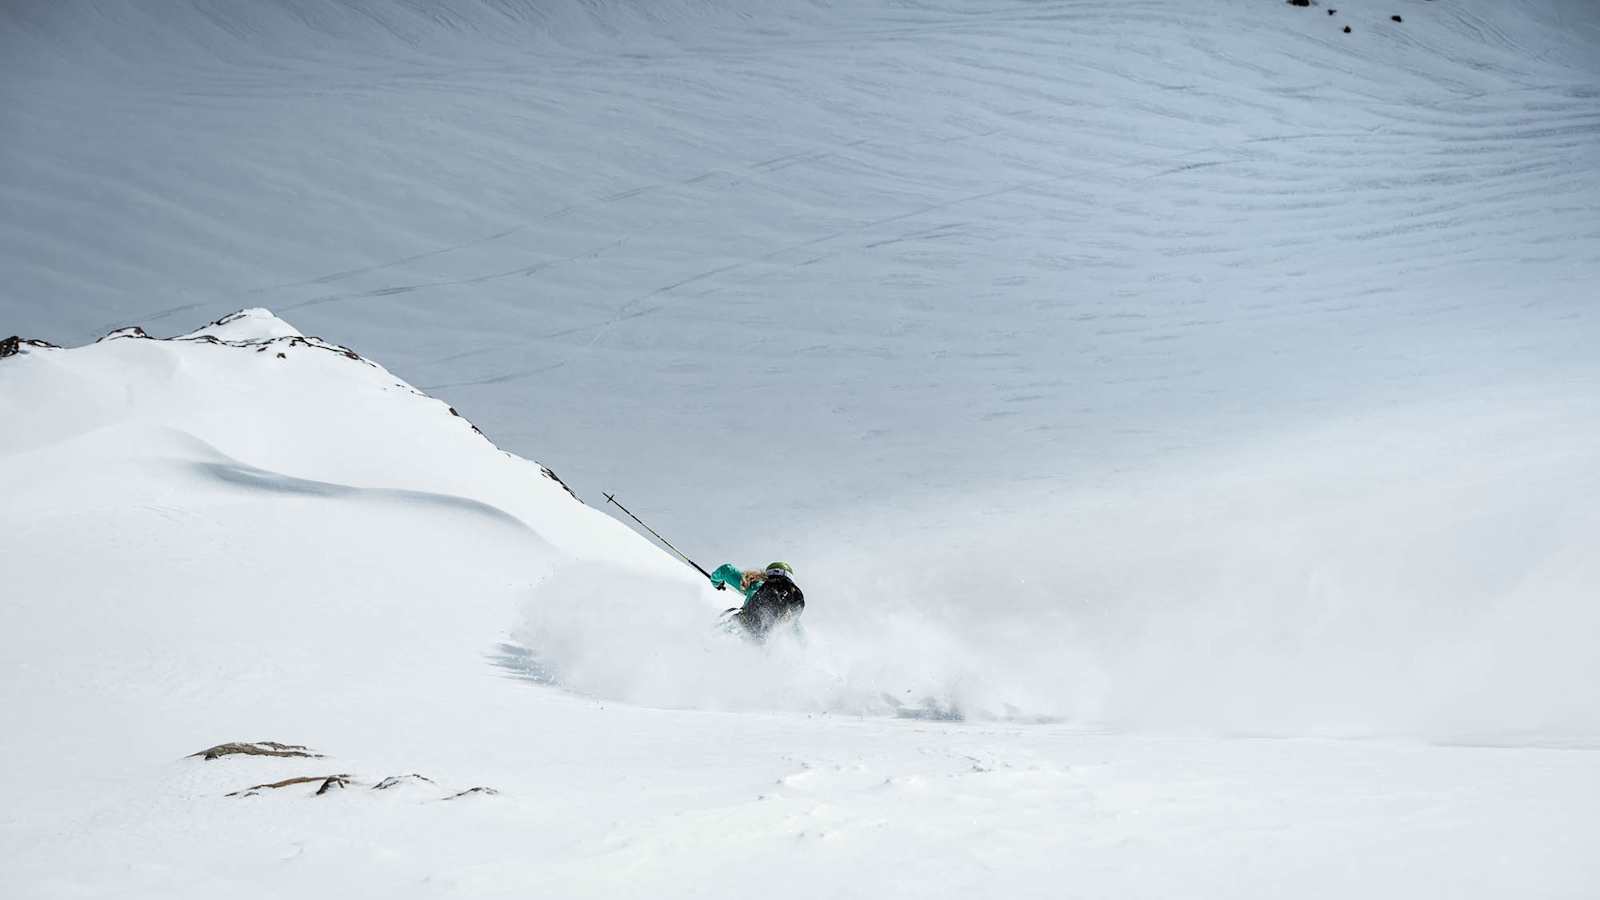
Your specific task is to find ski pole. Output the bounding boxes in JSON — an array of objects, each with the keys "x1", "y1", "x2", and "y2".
[{"x1": 603, "y1": 493, "x2": 713, "y2": 580}]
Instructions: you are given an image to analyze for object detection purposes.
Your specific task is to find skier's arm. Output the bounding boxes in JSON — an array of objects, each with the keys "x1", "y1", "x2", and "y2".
[{"x1": 709, "y1": 563, "x2": 742, "y2": 592}]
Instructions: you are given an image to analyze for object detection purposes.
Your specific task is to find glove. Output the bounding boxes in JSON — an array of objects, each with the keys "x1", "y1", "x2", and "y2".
[{"x1": 714, "y1": 582, "x2": 727, "y2": 591}]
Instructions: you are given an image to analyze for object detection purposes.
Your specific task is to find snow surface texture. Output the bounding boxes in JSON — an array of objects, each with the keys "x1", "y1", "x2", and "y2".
[
  {"x1": 3, "y1": 0, "x2": 1600, "y2": 895},
  {"x1": 4, "y1": 311, "x2": 1598, "y2": 898},
  {"x1": 3, "y1": 0, "x2": 1595, "y2": 550},
  {"x1": 2, "y1": 0, "x2": 1596, "y2": 737}
]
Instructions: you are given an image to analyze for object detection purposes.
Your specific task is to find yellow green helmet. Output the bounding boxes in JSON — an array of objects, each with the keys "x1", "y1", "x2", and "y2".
[{"x1": 766, "y1": 561, "x2": 794, "y2": 575}]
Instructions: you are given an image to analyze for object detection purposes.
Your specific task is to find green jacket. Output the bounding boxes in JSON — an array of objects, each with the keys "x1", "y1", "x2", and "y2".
[{"x1": 710, "y1": 563, "x2": 761, "y2": 601}]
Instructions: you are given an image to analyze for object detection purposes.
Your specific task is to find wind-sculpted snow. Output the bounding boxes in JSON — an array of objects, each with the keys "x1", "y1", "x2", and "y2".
[
  {"x1": 5, "y1": 2, "x2": 1600, "y2": 890},
  {"x1": 0, "y1": 309, "x2": 671, "y2": 569},
  {"x1": 3, "y1": 0, "x2": 1596, "y2": 559}
]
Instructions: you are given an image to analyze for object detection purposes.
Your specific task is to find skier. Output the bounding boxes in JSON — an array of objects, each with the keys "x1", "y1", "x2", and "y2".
[{"x1": 711, "y1": 561, "x2": 805, "y2": 639}]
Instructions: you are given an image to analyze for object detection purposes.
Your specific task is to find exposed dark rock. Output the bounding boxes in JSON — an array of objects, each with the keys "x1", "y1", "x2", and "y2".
[
  {"x1": 1392, "y1": 14, "x2": 1402, "y2": 22},
  {"x1": 446, "y1": 405, "x2": 488, "y2": 437},
  {"x1": 59, "y1": 310, "x2": 587, "y2": 512},
  {"x1": 97, "y1": 326, "x2": 150, "y2": 342},
  {"x1": 85, "y1": 311, "x2": 372, "y2": 368},
  {"x1": 1, "y1": 336, "x2": 55, "y2": 358},
  {"x1": 1328, "y1": 8, "x2": 1337, "y2": 14},
  {"x1": 227, "y1": 774, "x2": 353, "y2": 797},
  {"x1": 221, "y1": 766, "x2": 491, "y2": 801},
  {"x1": 373, "y1": 774, "x2": 437, "y2": 791},
  {"x1": 1287, "y1": 0, "x2": 1312, "y2": 6},
  {"x1": 206, "y1": 333, "x2": 365, "y2": 363},
  {"x1": 206, "y1": 310, "x2": 252, "y2": 329},
  {"x1": 1344, "y1": 25, "x2": 1352, "y2": 32},
  {"x1": 189, "y1": 741, "x2": 322, "y2": 761},
  {"x1": 541, "y1": 464, "x2": 580, "y2": 501}
]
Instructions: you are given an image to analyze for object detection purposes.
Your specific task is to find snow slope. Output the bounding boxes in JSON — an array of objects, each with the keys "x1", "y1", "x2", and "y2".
[
  {"x1": 4, "y1": 0, "x2": 1600, "y2": 894},
  {"x1": 3, "y1": 313, "x2": 1598, "y2": 898},
  {"x1": 3, "y1": 0, "x2": 1596, "y2": 555},
  {"x1": 4, "y1": 0, "x2": 1598, "y2": 737}
]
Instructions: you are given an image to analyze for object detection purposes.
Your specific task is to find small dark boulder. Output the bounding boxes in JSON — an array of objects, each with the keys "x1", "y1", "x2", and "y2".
[
  {"x1": 1344, "y1": 25, "x2": 1352, "y2": 32},
  {"x1": 1392, "y1": 14, "x2": 1403, "y2": 22},
  {"x1": 1287, "y1": 0, "x2": 1312, "y2": 6},
  {"x1": 0, "y1": 336, "x2": 18, "y2": 359}
]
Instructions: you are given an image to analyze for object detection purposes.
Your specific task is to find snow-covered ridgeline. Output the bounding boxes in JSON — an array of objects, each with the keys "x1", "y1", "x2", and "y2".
[
  {"x1": 1, "y1": 309, "x2": 668, "y2": 566},
  {"x1": 0, "y1": 308, "x2": 695, "y2": 807}
]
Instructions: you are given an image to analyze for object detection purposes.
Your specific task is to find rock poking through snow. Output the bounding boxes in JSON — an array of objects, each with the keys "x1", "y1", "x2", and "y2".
[
  {"x1": 373, "y1": 774, "x2": 438, "y2": 791},
  {"x1": 227, "y1": 775, "x2": 353, "y2": 798},
  {"x1": 189, "y1": 741, "x2": 322, "y2": 761},
  {"x1": 0, "y1": 336, "x2": 57, "y2": 359}
]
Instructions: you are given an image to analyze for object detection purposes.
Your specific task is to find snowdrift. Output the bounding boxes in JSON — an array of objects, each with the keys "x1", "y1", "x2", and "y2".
[{"x1": 0, "y1": 308, "x2": 654, "y2": 561}]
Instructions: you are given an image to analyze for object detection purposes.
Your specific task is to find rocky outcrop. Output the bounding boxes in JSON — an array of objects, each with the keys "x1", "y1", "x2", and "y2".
[
  {"x1": 227, "y1": 774, "x2": 352, "y2": 798},
  {"x1": 189, "y1": 741, "x2": 323, "y2": 760},
  {"x1": 1, "y1": 336, "x2": 59, "y2": 359}
]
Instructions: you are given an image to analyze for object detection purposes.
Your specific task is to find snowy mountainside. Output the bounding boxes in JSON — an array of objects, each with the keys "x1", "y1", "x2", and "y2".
[
  {"x1": 0, "y1": 309, "x2": 651, "y2": 563},
  {"x1": 2, "y1": 0, "x2": 1599, "y2": 748},
  {"x1": 0, "y1": 309, "x2": 708, "y2": 892},
  {"x1": 0, "y1": 310, "x2": 1053, "y2": 724},
  {"x1": 0, "y1": 308, "x2": 698, "y2": 810},
  {"x1": 3, "y1": 0, "x2": 1596, "y2": 557},
  {"x1": 3, "y1": 0, "x2": 1600, "y2": 893},
  {"x1": 2, "y1": 320, "x2": 1598, "y2": 898}
]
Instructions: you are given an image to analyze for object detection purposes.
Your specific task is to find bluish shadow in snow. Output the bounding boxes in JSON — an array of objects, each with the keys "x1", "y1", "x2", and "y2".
[
  {"x1": 488, "y1": 642, "x2": 557, "y2": 686},
  {"x1": 197, "y1": 461, "x2": 532, "y2": 531}
]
